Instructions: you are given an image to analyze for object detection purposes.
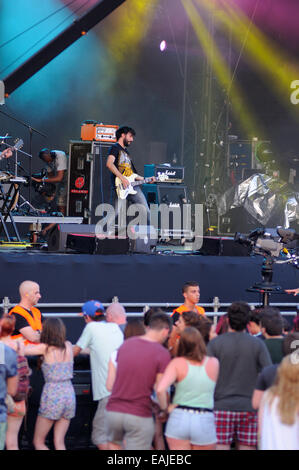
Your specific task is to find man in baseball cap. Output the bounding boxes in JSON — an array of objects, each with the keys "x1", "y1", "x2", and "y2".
[
  {"x1": 81, "y1": 300, "x2": 105, "y2": 320},
  {"x1": 73, "y1": 299, "x2": 123, "y2": 449}
]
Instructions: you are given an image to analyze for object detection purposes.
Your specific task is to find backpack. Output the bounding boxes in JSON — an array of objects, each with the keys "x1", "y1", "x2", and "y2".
[{"x1": 13, "y1": 355, "x2": 30, "y2": 402}]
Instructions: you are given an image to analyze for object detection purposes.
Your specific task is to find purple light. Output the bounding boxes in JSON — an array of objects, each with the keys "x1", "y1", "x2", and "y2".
[{"x1": 159, "y1": 40, "x2": 167, "y2": 52}]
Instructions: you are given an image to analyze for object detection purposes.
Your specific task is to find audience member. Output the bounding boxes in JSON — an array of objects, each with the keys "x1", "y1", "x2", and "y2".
[
  {"x1": 260, "y1": 307, "x2": 284, "y2": 364},
  {"x1": 171, "y1": 282, "x2": 205, "y2": 324},
  {"x1": 207, "y1": 301, "x2": 272, "y2": 450},
  {"x1": 282, "y1": 317, "x2": 292, "y2": 335},
  {"x1": 24, "y1": 318, "x2": 75, "y2": 450},
  {"x1": 258, "y1": 355, "x2": 299, "y2": 450},
  {"x1": 252, "y1": 332, "x2": 299, "y2": 410},
  {"x1": 73, "y1": 300, "x2": 123, "y2": 450},
  {"x1": 9, "y1": 281, "x2": 43, "y2": 344},
  {"x1": 106, "y1": 319, "x2": 145, "y2": 392},
  {"x1": 0, "y1": 325, "x2": 18, "y2": 450},
  {"x1": 106, "y1": 312, "x2": 171, "y2": 450},
  {"x1": 292, "y1": 314, "x2": 299, "y2": 333},
  {"x1": 143, "y1": 308, "x2": 165, "y2": 328},
  {"x1": 157, "y1": 327, "x2": 219, "y2": 450},
  {"x1": 195, "y1": 315, "x2": 216, "y2": 345},
  {"x1": 247, "y1": 309, "x2": 263, "y2": 338},
  {"x1": 215, "y1": 314, "x2": 229, "y2": 335},
  {"x1": 106, "y1": 302, "x2": 127, "y2": 335},
  {"x1": 0, "y1": 314, "x2": 30, "y2": 450},
  {"x1": 168, "y1": 311, "x2": 199, "y2": 356}
]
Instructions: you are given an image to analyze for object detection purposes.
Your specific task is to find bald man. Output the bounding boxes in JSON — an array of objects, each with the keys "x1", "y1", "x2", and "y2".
[
  {"x1": 9, "y1": 281, "x2": 43, "y2": 344},
  {"x1": 106, "y1": 302, "x2": 127, "y2": 334}
]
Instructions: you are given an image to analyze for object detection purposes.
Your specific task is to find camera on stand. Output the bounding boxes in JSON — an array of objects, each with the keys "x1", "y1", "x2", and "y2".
[{"x1": 234, "y1": 227, "x2": 299, "y2": 306}]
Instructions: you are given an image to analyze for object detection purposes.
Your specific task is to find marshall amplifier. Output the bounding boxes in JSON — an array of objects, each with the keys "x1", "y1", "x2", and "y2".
[{"x1": 144, "y1": 164, "x2": 184, "y2": 183}]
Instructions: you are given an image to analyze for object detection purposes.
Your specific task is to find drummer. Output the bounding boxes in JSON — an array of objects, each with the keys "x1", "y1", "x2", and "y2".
[{"x1": 0, "y1": 146, "x2": 13, "y2": 160}]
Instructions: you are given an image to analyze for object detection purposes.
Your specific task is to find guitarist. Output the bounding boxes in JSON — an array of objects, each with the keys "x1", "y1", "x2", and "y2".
[{"x1": 106, "y1": 126, "x2": 152, "y2": 233}]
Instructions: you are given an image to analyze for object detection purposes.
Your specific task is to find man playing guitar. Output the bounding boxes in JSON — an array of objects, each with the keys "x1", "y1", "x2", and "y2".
[{"x1": 106, "y1": 126, "x2": 154, "y2": 234}]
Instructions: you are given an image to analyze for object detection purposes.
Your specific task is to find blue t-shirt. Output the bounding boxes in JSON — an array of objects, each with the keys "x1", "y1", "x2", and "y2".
[{"x1": 0, "y1": 342, "x2": 17, "y2": 422}]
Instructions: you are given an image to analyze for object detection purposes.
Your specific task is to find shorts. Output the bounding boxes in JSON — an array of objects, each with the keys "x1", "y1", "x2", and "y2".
[
  {"x1": 214, "y1": 410, "x2": 258, "y2": 447},
  {"x1": 165, "y1": 408, "x2": 217, "y2": 446},
  {"x1": 8, "y1": 399, "x2": 26, "y2": 418},
  {"x1": 107, "y1": 411, "x2": 155, "y2": 450},
  {"x1": 91, "y1": 396, "x2": 109, "y2": 446},
  {"x1": 0, "y1": 422, "x2": 7, "y2": 450}
]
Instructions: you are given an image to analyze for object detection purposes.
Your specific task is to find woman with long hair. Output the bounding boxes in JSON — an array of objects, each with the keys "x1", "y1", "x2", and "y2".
[
  {"x1": 157, "y1": 327, "x2": 219, "y2": 450},
  {"x1": 24, "y1": 318, "x2": 76, "y2": 450},
  {"x1": 258, "y1": 354, "x2": 299, "y2": 450},
  {"x1": 0, "y1": 314, "x2": 30, "y2": 450}
]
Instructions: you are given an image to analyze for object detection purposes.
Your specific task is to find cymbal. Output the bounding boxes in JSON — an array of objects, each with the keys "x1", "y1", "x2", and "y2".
[{"x1": 0, "y1": 136, "x2": 12, "y2": 139}]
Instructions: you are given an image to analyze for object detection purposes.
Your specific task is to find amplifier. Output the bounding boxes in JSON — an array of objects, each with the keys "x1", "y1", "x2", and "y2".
[
  {"x1": 67, "y1": 141, "x2": 113, "y2": 224},
  {"x1": 144, "y1": 164, "x2": 184, "y2": 183},
  {"x1": 80, "y1": 121, "x2": 118, "y2": 142}
]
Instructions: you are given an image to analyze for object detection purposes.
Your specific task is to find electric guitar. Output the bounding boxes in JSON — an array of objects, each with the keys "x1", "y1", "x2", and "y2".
[
  {"x1": 0, "y1": 138, "x2": 24, "y2": 161},
  {"x1": 115, "y1": 173, "x2": 168, "y2": 200}
]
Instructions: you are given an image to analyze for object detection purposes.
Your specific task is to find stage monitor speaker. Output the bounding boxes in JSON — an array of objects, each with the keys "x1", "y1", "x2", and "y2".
[
  {"x1": 128, "y1": 225, "x2": 157, "y2": 253},
  {"x1": 67, "y1": 141, "x2": 113, "y2": 224},
  {"x1": 66, "y1": 233, "x2": 130, "y2": 254},
  {"x1": 48, "y1": 224, "x2": 97, "y2": 252}
]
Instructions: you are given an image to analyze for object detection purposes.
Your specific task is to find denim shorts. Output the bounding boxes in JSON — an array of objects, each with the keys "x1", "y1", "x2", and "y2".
[
  {"x1": 165, "y1": 407, "x2": 217, "y2": 446},
  {"x1": 0, "y1": 422, "x2": 7, "y2": 450}
]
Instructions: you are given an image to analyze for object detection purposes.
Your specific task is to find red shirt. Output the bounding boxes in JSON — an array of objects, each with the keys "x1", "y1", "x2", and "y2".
[{"x1": 106, "y1": 337, "x2": 171, "y2": 417}]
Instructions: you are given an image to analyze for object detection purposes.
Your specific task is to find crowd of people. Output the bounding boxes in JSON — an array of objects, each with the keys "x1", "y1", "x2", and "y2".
[{"x1": 0, "y1": 280, "x2": 298, "y2": 451}]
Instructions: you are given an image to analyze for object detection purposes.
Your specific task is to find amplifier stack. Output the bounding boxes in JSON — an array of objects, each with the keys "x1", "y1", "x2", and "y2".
[{"x1": 142, "y1": 164, "x2": 190, "y2": 238}]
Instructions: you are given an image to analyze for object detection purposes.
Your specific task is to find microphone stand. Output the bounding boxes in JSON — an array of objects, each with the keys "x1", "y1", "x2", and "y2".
[{"x1": 0, "y1": 108, "x2": 47, "y2": 204}]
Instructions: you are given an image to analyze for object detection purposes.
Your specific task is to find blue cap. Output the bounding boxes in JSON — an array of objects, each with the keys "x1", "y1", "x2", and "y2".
[{"x1": 82, "y1": 300, "x2": 105, "y2": 317}]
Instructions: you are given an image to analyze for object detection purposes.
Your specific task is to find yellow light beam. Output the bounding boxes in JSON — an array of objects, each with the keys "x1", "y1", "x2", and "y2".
[
  {"x1": 181, "y1": 0, "x2": 264, "y2": 139},
  {"x1": 198, "y1": 0, "x2": 299, "y2": 107},
  {"x1": 105, "y1": 0, "x2": 158, "y2": 67}
]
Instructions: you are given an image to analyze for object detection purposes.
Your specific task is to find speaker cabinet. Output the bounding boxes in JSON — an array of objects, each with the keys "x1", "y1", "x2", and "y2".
[
  {"x1": 67, "y1": 141, "x2": 113, "y2": 224},
  {"x1": 48, "y1": 224, "x2": 97, "y2": 252},
  {"x1": 143, "y1": 184, "x2": 190, "y2": 237}
]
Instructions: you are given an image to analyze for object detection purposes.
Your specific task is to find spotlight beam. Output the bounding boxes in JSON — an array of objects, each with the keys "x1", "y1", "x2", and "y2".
[
  {"x1": 2, "y1": 0, "x2": 126, "y2": 96},
  {"x1": 182, "y1": 0, "x2": 263, "y2": 138}
]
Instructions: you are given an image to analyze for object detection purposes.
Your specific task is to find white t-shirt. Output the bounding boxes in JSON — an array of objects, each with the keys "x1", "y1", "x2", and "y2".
[
  {"x1": 46, "y1": 150, "x2": 68, "y2": 173},
  {"x1": 76, "y1": 321, "x2": 123, "y2": 401},
  {"x1": 259, "y1": 393, "x2": 299, "y2": 450}
]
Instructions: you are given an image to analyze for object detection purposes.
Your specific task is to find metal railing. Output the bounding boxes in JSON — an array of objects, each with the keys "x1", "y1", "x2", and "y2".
[{"x1": 1, "y1": 296, "x2": 298, "y2": 318}]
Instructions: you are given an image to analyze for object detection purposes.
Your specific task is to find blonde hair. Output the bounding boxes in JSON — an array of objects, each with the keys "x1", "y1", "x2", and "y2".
[{"x1": 267, "y1": 355, "x2": 299, "y2": 425}]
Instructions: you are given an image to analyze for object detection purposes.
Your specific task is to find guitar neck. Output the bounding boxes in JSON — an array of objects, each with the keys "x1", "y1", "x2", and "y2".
[{"x1": 131, "y1": 177, "x2": 152, "y2": 188}]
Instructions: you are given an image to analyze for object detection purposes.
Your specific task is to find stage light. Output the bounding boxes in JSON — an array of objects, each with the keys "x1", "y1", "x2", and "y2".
[{"x1": 159, "y1": 40, "x2": 167, "y2": 52}]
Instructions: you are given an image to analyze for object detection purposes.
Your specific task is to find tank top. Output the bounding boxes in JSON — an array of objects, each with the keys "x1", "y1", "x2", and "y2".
[{"x1": 173, "y1": 357, "x2": 216, "y2": 409}]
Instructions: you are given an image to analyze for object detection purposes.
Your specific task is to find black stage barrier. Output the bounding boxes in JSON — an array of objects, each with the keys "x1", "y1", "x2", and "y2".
[{"x1": 1, "y1": 251, "x2": 299, "y2": 306}]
